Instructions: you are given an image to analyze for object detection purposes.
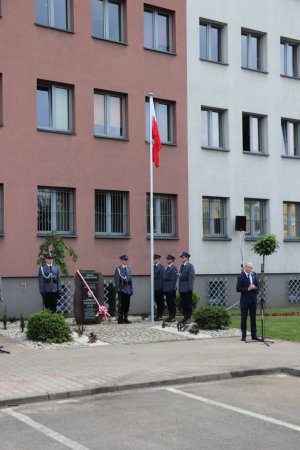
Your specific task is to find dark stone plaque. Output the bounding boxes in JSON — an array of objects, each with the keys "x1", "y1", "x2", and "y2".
[{"x1": 74, "y1": 270, "x2": 104, "y2": 324}]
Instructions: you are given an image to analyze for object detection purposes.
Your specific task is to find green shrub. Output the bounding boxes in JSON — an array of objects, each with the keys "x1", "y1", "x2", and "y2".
[
  {"x1": 193, "y1": 305, "x2": 231, "y2": 330},
  {"x1": 176, "y1": 291, "x2": 200, "y2": 314},
  {"x1": 27, "y1": 310, "x2": 73, "y2": 343}
]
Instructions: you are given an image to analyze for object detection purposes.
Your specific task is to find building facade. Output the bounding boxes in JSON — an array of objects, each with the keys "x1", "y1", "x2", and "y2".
[
  {"x1": 0, "y1": 0, "x2": 188, "y2": 316},
  {"x1": 188, "y1": 0, "x2": 300, "y2": 307}
]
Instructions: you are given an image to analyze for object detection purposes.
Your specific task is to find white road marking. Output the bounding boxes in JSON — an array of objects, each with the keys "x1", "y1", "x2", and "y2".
[
  {"x1": 2, "y1": 408, "x2": 91, "y2": 450},
  {"x1": 166, "y1": 387, "x2": 300, "y2": 433}
]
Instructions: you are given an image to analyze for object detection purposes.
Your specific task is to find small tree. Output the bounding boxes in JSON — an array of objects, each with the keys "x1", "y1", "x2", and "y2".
[
  {"x1": 252, "y1": 233, "x2": 280, "y2": 310},
  {"x1": 37, "y1": 231, "x2": 78, "y2": 276}
]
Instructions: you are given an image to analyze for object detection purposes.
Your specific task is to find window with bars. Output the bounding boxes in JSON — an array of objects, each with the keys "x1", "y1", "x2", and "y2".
[
  {"x1": 145, "y1": 98, "x2": 174, "y2": 144},
  {"x1": 92, "y1": 0, "x2": 124, "y2": 42},
  {"x1": 37, "y1": 187, "x2": 75, "y2": 235},
  {"x1": 281, "y1": 119, "x2": 300, "y2": 156},
  {"x1": 281, "y1": 40, "x2": 299, "y2": 77},
  {"x1": 244, "y1": 198, "x2": 267, "y2": 238},
  {"x1": 35, "y1": 0, "x2": 72, "y2": 31},
  {"x1": 94, "y1": 91, "x2": 126, "y2": 138},
  {"x1": 95, "y1": 190, "x2": 127, "y2": 236},
  {"x1": 0, "y1": 184, "x2": 3, "y2": 235},
  {"x1": 37, "y1": 82, "x2": 73, "y2": 132},
  {"x1": 200, "y1": 21, "x2": 224, "y2": 63},
  {"x1": 147, "y1": 194, "x2": 176, "y2": 237},
  {"x1": 202, "y1": 197, "x2": 227, "y2": 238},
  {"x1": 144, "y1": 7, "x2": 173, "y2": 53},
  {"x1": 283, "y1": 202, "x2": 300, "y2": 240}
]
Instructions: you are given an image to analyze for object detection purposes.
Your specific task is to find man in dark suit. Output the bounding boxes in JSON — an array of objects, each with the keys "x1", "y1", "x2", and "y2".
[
  {"x1": 163, "y1": 255, "x2": 178, "y2": 322},
  {"x1": 153, "y1": 254, "x2": 165, "y2": 321},
  {"x1": 236, "y1": 262, "x2": 259, "y2": 341},
  {"x1": 38, "y1": 252, "x2": 61, "y2": 313}
]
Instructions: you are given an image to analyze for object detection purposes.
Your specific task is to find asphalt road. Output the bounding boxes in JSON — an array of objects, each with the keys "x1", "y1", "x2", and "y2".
[{"x1": 1, "y1": 374, "x2": 300, "y2": 450}]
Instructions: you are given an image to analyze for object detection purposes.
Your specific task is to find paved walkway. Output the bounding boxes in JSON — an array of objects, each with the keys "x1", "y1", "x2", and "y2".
[{"x1": 1, "y1": 321, "x2": 300, "y2": 408}]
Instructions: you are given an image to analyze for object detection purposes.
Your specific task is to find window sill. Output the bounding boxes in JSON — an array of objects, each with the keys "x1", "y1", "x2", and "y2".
[
  {"x1": 244, "y1": 236, "x2": 262, "y2": 241},
  {"x1": 281, "y1": 74, "x2": 300, "y2": 81},
  {"x1": 202, "y1": 237, "x2": 231, "y2": 241},
  {"x1": 284, "y1": 238, "x2": 300, "y2": 242},
  {"x1": 241, "y1": 67, "x2": 268, "y2": 74},
  {"x1": 201, "y1": 146, "x2": 230, "y2": 152},
  {"x1": 199, "y1": 58, "x2": 228, "y2": 66},
  {"x1": 145, "y1": 140, "x2": 176, "y2": 147},
  {"x1": 144, "y1": 47, "x2": 176, "y2": 56},
  {"x1": 243, "y1": 151, "x2": 269, "y2": 156},
  {"x1": 94, "y1": 134, "x2": 128, "y2": 141},
  {"x1": 146, "y1": 235, "x2": 179, "y2": 240},
  {"x1": 281, "y1": 154, "x2": 300, "y2": 160},
  {"x1": 92, "y1": 36, "x2": 127, "y2": 46},
  {"x1": 37, "y1": 233, "x2": 77, "y2": 238},
  {"x1": 35, "y1": 23, "x2": 74, "y2": 34},
  {"x1": 37, "y1": 128, "x2": 75, "y2": 136},
  {"x1": 95, "y1": 235, "x2": 130, "y2": 239}
]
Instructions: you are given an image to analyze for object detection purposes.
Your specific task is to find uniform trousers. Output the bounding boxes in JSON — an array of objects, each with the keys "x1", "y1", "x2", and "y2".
[
  {"x1": 180, "y1": 291, "x2": 193, "y2": 320},
  {"x1": 155, "y1": 289, "x2": 165, "y2": 317},
  {"x1": 118, "y1": 292, "x2": 131, "y2": 323},
  {"x1": 165, "y1": 291, "x2": 176, "y2": 318},
  {"x1": 43, "y1": 292, "x2": 59, "y2": 313}
]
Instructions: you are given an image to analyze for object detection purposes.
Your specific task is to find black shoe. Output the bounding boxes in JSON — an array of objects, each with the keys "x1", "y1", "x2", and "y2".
[
  {"x1": 182, "y1": 319, "x2": 190, "y2": 325},
  {"x1": 154, "y1": 316, "x2": 163, "y2": 321},
  {"x1": 252, "y1": 336, "x2": 260, "y2": 341},
  {"x1": 124, "y1": 318, "x2": 132, "y2": 324},
  {"x1": 241, "y1": 337, "x2": 246, "y2": 341},
  {"x1": 165, "y1": 317, "x2": 176, "y2": 322}
]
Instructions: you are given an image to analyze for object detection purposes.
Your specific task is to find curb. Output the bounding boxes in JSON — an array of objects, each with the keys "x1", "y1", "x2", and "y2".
[{"x1": 1, "y1": 366, "x2": 298, "y2": 408}]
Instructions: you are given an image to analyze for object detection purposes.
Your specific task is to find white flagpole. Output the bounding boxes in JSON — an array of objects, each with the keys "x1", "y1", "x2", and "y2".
[{"x1": 149, "y1": 93, "x2": 155, "y2": 324}]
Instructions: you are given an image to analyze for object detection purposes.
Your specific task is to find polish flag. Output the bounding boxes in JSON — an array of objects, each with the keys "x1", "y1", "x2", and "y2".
[{"x1": 150, "y1": 97, "x2": 162, "y2": 168}]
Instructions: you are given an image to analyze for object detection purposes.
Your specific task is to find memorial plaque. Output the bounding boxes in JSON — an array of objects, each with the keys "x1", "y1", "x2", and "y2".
[{"x1": 74, "y1": 270, "x2": 104, "y2": 324}]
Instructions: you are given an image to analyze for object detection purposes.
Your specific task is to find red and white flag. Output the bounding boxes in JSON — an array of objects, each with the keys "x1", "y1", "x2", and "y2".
[{"x1": 150, "y1": 97, "x2": 162, "y2": 168}]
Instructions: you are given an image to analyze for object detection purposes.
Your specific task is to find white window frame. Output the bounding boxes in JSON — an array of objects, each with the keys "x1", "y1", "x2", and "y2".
[
  {"x1": 202, "y1": 197, "x2": 228, "y2": 238},
  {"x1": 37, "y1": 187, "x2": 74, "y2": 235},
  {"x1": 95, "y1": 190, "x2": 128, "y2": 236},
  {"x1": 283, "y1": 202, "x2": 300, "y2": 240},
  {"x1": 37, "y1": 82, "x2": 73, "y2": 132},
  {"x1": 281, "y1": 119, "x2": 300, "y2": 156},
  {"x1": 244, "y1": 198, "x2": 267, "y2": 238},
  {"x1": 92, "y1": 0, "x2": 124, "y2": 42},
  {"x1": 144, "y1": 8, "x2": 173, "y2": 53},
  {"x1": 35, "y1": 0, "x2": 72, "y2": 31}
]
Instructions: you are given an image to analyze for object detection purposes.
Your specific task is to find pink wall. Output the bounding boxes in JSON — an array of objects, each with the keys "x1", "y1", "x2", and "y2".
[{"x1": 0, "y1": 0, "x2": 188, "y2": 277}]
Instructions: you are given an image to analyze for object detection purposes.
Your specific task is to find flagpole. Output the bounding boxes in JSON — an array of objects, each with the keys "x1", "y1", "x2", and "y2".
[{"x1": 149, "y1": 93, "x2": 154, "y2": 324}]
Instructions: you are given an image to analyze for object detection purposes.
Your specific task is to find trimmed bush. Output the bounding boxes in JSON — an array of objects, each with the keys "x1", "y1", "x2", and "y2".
[
  {"x1": 27, "y1": 310, "x2": 73, "y2": 343},
  {"x1": 193, "y1": 305, "x2": 231, "y2": 330},
  {"x1": 176, "y1": 291, "x2": 200, "y2": 314}
]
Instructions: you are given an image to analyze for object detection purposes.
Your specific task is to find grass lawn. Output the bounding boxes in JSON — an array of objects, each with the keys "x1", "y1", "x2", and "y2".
[{"x1": 229, "y1": 307, "x2": 300, "y2": 342}]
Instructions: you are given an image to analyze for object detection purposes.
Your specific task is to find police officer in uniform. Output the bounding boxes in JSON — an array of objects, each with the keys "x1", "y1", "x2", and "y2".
[
  {"x1": 114, "y1": 254, "x2": 133, "y2": 324},
  {"x1": 38, "y1": 252, "x2": 61, "y2": 313},
  {"x1": 163, "y1": 254, "x2": 178, "y2": 322},
  {"x1": 153, "y1": 254, "x2": 165, "y2": 321},
  {"x1": 178, "y1": 252, "x2": 195, "y2": 324}
]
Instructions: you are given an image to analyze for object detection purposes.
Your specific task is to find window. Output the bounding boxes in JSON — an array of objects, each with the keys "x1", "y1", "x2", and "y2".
[
  {"x1": 94, "y1": 91, "x2": 126, "y2": 138},
  {"x1": 92, "y1": 0, "x2": 124, "y2": 42},
  {"x1": 200, "y1": 21, "x2": 224, "y2": 63},
  {"x1": 144, "y1": 7, "x2": 173, "y2": 53},
  {"x1": 242, "y1": 113, "x2": 265, "y2": 153},
  {"x1": 95, "y1": 191, "x2": 127, "y2": 236},
  {"x1": 281, "y1": 119, "x2": 300, "y2": 156},
  {"x1": 244, "y1": 199, "x2": 267, "y2": 238},
  {"x1": 283, "y1": 202, "x2": 300, "y2": 240},
  {"x1": 0, "y1": 184, "x2": 3, "y2": 235},
  {"x1": 35, "y1": 0, "x2": 72, "y2": 31},
  {"x1": 241, "y1": 30, "x2": 264, "y2": 71},
  {"x1": 281, "y1": 40, "x2": 299, "y2": 77},
  {"x1": 201, "y1": 107, "x2": 226, "y2": 149},
  {"x1": 203, "y1": 197, "x2": 227, "y2": 238},
  {"x1": 145, "y1": 98, "x2": 174, "y2": 144},
  {"x1": 37, "y1": 187, "x2": 74, "y2": 235},
  {"x1": 0, "y1": 73, "x2": 3, "y2": 126},
  {"x1": 147, "y1": 194, "x2": 176, "y2": 237},
  {"x1": 37, "y1": 82, "x2": 73, "y2": 132}
]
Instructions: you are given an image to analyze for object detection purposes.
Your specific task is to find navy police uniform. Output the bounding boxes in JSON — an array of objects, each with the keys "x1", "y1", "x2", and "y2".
[
  {"x1": 178, "y1": 252, "x2": 195, "y2": 324},
  {"x1": 38, "y1": 252, "x2": 61, "y2": 313},
  {"x1": 153, "y1": 254, "x2": 165, "y2": 320},
  {"x1": 236, "y1": 269, "x2": 259, "y2": 340},
  {"x1": 163, "y1": 255, "x2": 178, "y2": 322},
  {"x1": 114, "y1": 255, "x2": 133, "y2": 324}
]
